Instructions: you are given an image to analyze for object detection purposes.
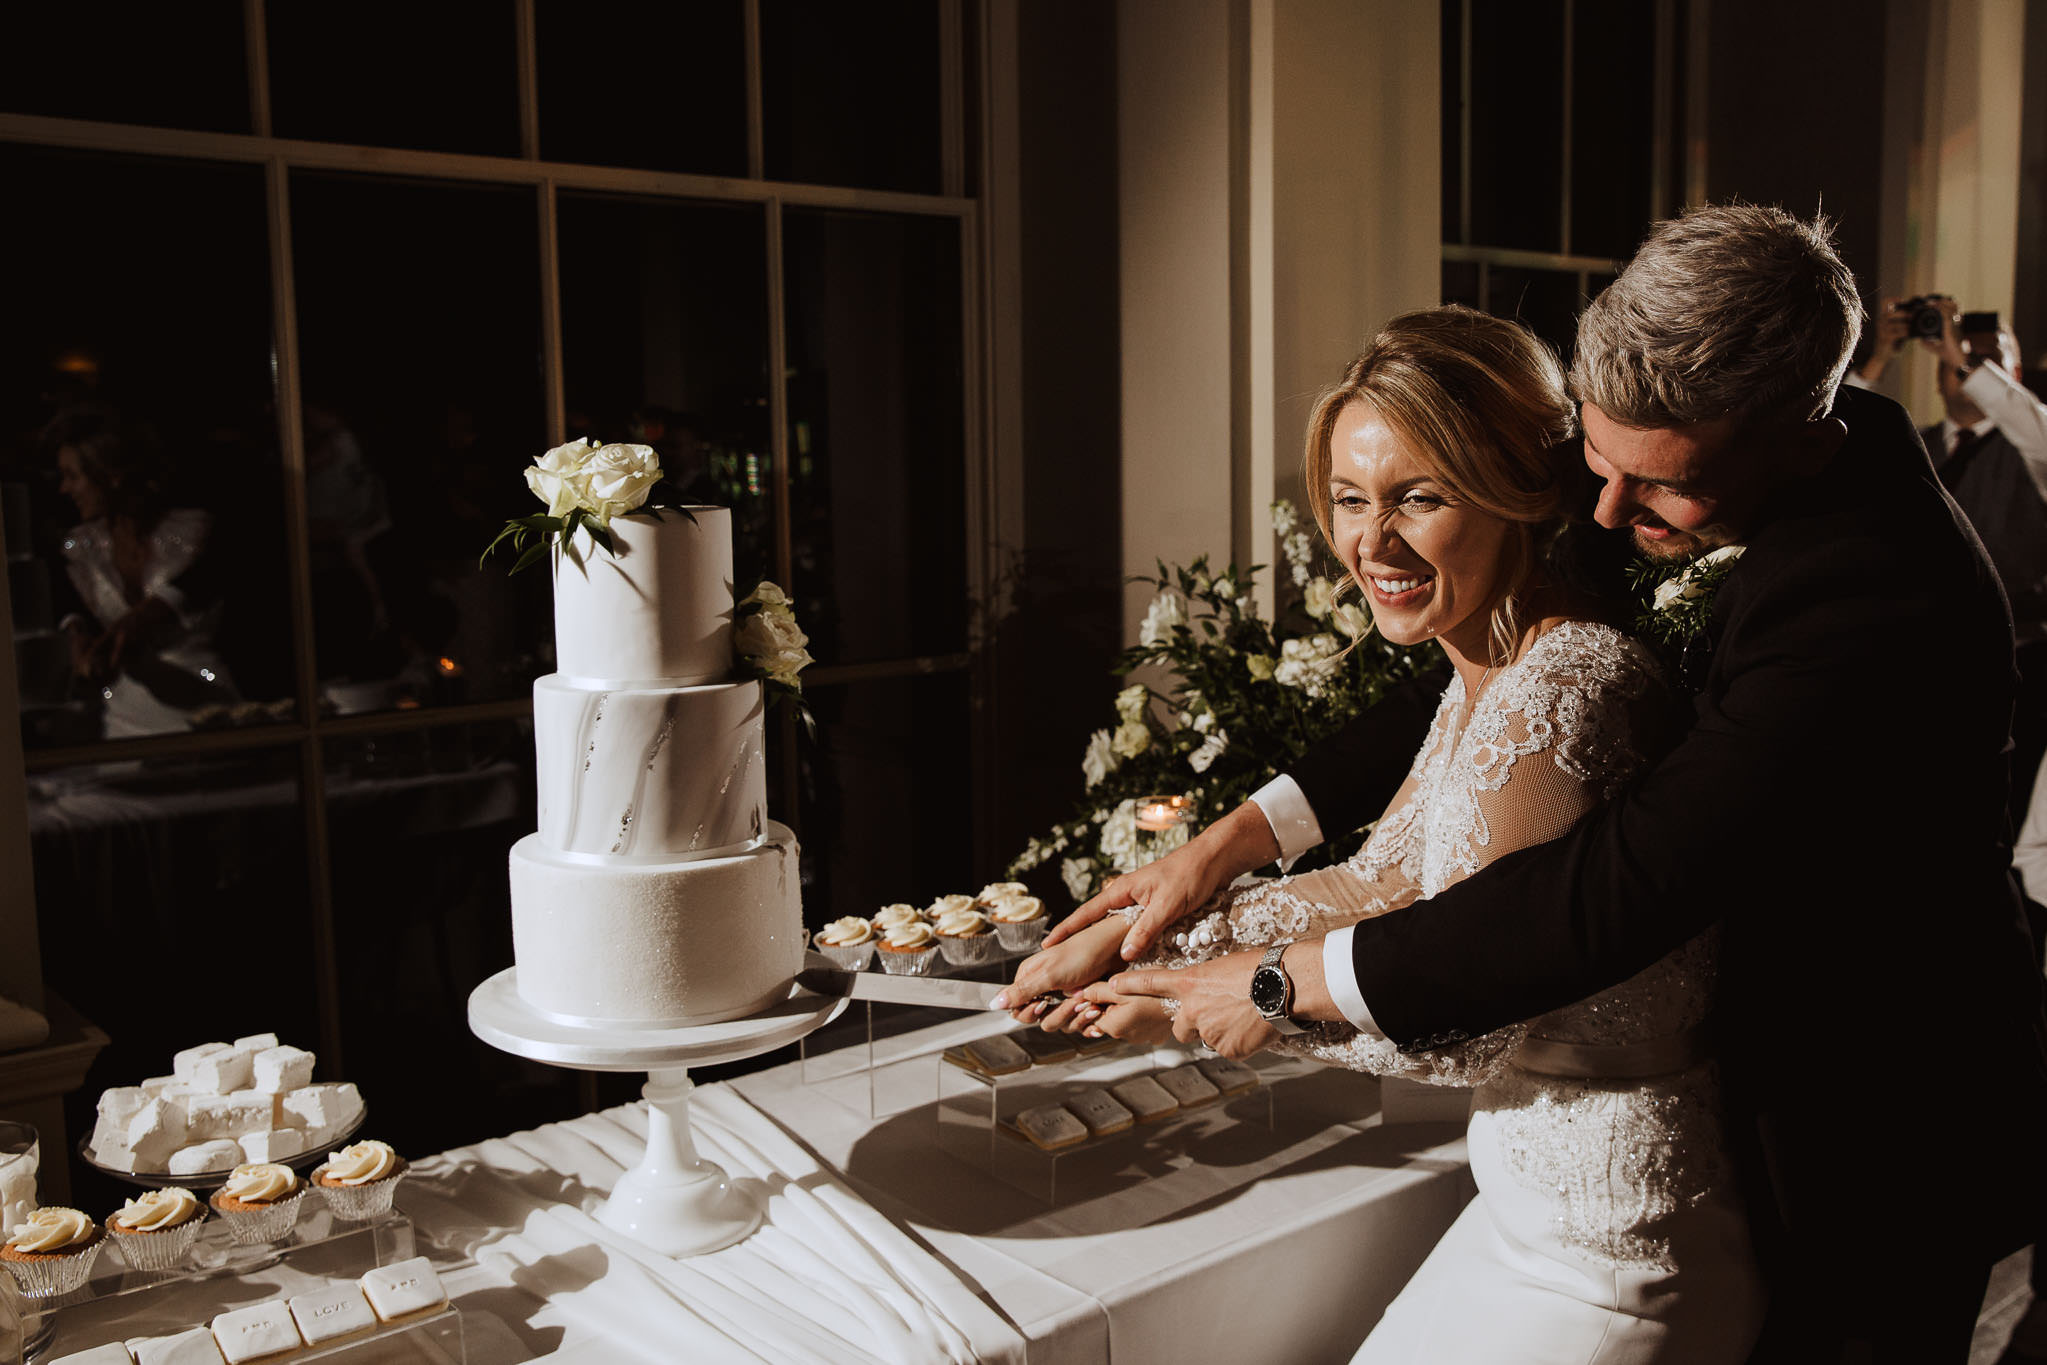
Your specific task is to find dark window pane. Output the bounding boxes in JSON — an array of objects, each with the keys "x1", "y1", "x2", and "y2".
[
  {"x1": 35, "y1": 748, "x2": 313, "y2": 1212},
  {"x1": 322, "y1": 719, "x2": 581, "y2": 1152},
  {"x1": 557, "y1": 192, "x2": 773, "y2": 586},
  {"x1": 537, "y1": 3, "x2": 748, "y2": 176},
  {"x1": 1441, "y1": 0, "x2": 1464, "y2": 243},
  {"x1": 1484, "y1": 266, "x2": 1582, "y2": 357},
  {"x1": 289, "y1": 171, "x2": 547, "y2": 712},
  {"x1": 0, "y1": 147, "x2": 291, "y2": 749},
  {"x1": 762, "y1": 0, "x2": 943, "y2": 193},
  {"x1": 1571, "y1": 0, "x2": 1657, "y2": 260},
  {"x1": 1468, "y1": 1, "x2": 1564, "y2": 252},
  {"x1": 782, "y1": 209, "x2": 966, "y2": 665},
  {"x1": 268, "y1": 2, "x2": 520, "y2": 156},
  {"x1": 0, "y1": 6, "x2": 249, "y2": 133},
  {"x1": 1441, "y1": 259, "x2": 1481, "y2": 311},
  {"x1": 800, "y1": 672, "x2": 974, "y2": 927}
]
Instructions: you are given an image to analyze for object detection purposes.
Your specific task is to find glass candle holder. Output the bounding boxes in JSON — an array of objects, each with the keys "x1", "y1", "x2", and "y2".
[
  {"x1": 0, "y1": 1123, "x2": 37, "y2": 1237},
  {"x1": 1133, "y1": 794, "x2": 1196, "y2": 833}
]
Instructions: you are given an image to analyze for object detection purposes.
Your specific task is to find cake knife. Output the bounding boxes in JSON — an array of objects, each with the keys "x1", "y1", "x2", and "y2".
[{"x1": 795, "y1": 964, "x2": 1006, "y2": 1011}]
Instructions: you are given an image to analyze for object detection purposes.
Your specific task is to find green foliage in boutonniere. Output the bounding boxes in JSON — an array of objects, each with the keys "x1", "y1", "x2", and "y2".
[{"x1": 1626, "y1": 544, "x2": 1746, "y2": 653}]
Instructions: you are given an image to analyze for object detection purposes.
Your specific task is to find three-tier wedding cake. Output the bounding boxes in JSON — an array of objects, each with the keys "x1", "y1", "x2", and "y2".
[{"x1": 508, "y1": 508, "x2": 803, "y2": 1027}]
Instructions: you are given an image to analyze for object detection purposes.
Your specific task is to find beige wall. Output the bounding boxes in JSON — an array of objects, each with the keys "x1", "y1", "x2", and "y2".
[{"x1": 1118, "y1": 0, "x2": 1439, "y2": 635}]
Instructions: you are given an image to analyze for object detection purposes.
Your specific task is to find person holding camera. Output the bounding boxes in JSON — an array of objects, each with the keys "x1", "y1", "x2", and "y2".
[{"x1": 1857, "y1": 295, "x2": 2047, "y2": 818}]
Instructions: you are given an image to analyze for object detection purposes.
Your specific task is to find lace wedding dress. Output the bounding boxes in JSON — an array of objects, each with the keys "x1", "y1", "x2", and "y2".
[{"x1": 1141, "y1": 621, "x2": 1765, "y2": 1364}]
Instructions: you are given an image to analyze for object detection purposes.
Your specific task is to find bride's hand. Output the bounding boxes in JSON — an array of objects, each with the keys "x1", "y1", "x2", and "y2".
[
  {"x1": 994, "y1": 919, "x2": 1125, "y2": 1024},
  {"x1": 1045, "y1": 801, "x2": 1276, "y2": 962},
  {"x1": 1073, "y1": 982, "x2": 1176, "y2": 1045}
]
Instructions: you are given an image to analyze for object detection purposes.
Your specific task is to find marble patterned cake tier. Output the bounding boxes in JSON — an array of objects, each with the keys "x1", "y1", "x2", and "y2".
[
  {"x1": 508, "y1": 823, "x2": 804, "y2": 1027},
  {"x1": 533, "y1": 675, "x2": 765, "y2": 859},
  {"x1": 552, "y1": 507, "x2": 734, "y2": 685}
]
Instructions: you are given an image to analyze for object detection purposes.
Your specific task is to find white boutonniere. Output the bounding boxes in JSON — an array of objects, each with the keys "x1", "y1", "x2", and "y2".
[{"x1": 1630, "y1": 544, "x2": 1746, "y2": 652}]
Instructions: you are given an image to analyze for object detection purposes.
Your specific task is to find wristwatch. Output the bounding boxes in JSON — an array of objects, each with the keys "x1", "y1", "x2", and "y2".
[{"x1": 1249, "y1": 942, "x2": 1306, "y2": 1034}]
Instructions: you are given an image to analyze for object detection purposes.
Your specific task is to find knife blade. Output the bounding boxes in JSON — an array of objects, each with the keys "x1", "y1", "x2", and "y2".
[{"x1": 796, "y1": 962, "x2": 1006, "y2": 1011}]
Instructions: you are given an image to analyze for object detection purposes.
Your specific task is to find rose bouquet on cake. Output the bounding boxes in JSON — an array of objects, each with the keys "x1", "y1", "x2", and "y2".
[{"x1": 1010, "y1": 500, "x2": 1439, "y2": 903}]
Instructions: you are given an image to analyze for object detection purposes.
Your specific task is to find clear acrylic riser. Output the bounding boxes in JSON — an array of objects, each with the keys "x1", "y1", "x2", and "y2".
[
  {"x1": 23, "y1": 1208, "x2": 464, "y2": 1364},
  {"x1": 938, "y1": 1042, "x2": 1282, "y2": 1204}
]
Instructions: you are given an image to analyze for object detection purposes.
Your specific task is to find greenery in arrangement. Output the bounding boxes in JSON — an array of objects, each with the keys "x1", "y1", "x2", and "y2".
[
  {"x1": 1625, "y1": 544, "x2": 1746, "y2": 654},
  {"x1": 1010, "y1": 500, "x2": 1441, "y2": 903}
]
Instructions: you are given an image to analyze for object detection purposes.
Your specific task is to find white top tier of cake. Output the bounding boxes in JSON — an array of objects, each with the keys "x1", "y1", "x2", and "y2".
[{"x1": 552, "y1": 507, "x2": 734, "y2": 684}]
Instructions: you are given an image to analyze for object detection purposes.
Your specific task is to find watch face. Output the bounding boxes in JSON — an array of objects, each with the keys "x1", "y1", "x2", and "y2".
[{"x1": 1249, "y1": 965, "x2": 1288, "y2": 1016}]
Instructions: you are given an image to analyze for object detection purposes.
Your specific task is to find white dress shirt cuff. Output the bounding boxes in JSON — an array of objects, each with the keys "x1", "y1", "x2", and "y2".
[
  {"x1": 1322, "y1": 926, "x2": 1386, "y2": 1036},
  {"x1": 1250, "y1": 774, "x2": 1323, "y2": 871}
]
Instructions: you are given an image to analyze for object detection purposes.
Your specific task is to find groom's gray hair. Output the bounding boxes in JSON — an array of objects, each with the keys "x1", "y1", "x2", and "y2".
[{"x1": 1571, "y1": 203, "x2": 1863, "y2": 431}]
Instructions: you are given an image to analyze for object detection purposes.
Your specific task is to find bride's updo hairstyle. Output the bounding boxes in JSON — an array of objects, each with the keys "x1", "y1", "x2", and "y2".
[{"x1": 1303, "y1": 305, "x2": 1578, "y2": 667}]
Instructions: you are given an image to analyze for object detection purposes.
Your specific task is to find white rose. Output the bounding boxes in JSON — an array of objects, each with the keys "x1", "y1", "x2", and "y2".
[
  {"x1": 577, "y1": 443, "x2": 663, "y2": 523},
  {"x1": 1081, "y1": 729, "x2": 1117, "y2": 789},
  {"x1": 1111, "y1": 719, "x2": 1151, "y2": 759},
  {"x1": 1212, "y1": 576, "x2": 1234, "y2": 600},
  {"x1": 1333, "y1": 601, "x2": 1372, "y2": 638},
  {"x1": 1139, "y1": 592, "x2": 1186, "y2": 647},
  {"x1": 1304, "y1": 576, "x2": 1335, "y2": 619},
  {"x1": 1188, "y1": 729, "x2": 1228, "y2": 773},
  {"x1": 1115, "y1": 683, "x2": 1149, "y2": 723},
  {"x1": 1697, "y1": 545, "x2": 1746, "y2": 569},
  {"x1": 1652, "y1": 577, "x2": 1685, "y2": 611},
  {"x1": 525, "y1": 438, "x2": 597, "y2": 517},
  {"x1": 742, "y1": 581, "x2": 796, "y2": 619},
  {"x1": 736, "y1": 610, "x2": 812, "y2": 688}
]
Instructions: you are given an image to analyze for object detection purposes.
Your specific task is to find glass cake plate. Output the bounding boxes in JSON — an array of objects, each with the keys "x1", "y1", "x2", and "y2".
[{"x1": 77, "y1": 1102, "x2": 368, "y2": 1190}]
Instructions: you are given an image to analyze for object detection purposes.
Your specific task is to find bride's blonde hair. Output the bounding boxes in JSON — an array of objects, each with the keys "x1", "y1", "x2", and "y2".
[{"x1": 1303, "y1": 306, "x2": 1579, "y2": 667}]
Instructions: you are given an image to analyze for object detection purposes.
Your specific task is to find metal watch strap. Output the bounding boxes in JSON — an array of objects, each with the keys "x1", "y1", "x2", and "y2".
[{"x1": 1254, "y1": 942, "x2": 1305, "y2": 1035}]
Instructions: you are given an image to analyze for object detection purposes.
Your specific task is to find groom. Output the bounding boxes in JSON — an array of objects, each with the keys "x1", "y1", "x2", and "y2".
[{"x1": 1051, "y1": 205, "x2": 2047, "y2": 1362}]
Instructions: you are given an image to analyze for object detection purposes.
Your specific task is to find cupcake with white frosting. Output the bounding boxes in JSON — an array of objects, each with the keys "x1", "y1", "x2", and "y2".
[
  {"x1": 871, "y1": 903, "x2": 925, "y2": 936},
  {"x1": 107, "y1": 1186, "x2": 206, "y2": 1271},
  {"x1": 987, "y1": 894, "x2": 1050, "y2": 951},
  {"x1": 976, "y1": 881, "x2": 1029, "y2": 906},
  {"x1": 876, "y1": 920, "x2": 940, "y2": 975},
  {"x1": 812, "y1": 916, "x2": 877, "y2": 971},
  {"x1": 1, "y1": 1206, "x2": 105, "y2": 1296},
  {"x1": 209, "y1": 1162, "x2": 307, "y2": 1244},
  {"x1": 313, "y1": 1139, "x2": 407, "y2": 1221},
  {"x1": 934, "y1": 906, "x2": 1001, "y2": 966},
  {"x1": 926, "y1": 894, "x2": 976, "y2": 921}
]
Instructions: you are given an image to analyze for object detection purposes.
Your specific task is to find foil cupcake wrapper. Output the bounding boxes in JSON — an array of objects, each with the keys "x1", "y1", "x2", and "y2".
[
  {"x1": 3, "y1": 1238, "x2": 103, "y2": 1298},
  {"x1": 877, "y1": 944, "x2": 940, "y2": 976},
  {"x1": 813, "y1": 938, "x2": 876, "y2": 972},
  {"x1": 994, "y1": 917, "x2": 1049, "y2": 952},
  {"x1": 936, "y1": 931, "x2": 1002, "y2": 967},
  {"x1": 211, "y1": 1186, "x2": 306, "y2": 1245},
  {"x1": 110, "y1": 1214, "x2": 206, "y2": 1272},
  {"x1": 315, "y1": 1169, "x2": 404, "y2": 1222}
]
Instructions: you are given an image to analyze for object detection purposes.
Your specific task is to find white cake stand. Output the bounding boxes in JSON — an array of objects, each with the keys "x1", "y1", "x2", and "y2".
[{"x1": 467, "y1": 965, "x2": 846, "y2": 1257}]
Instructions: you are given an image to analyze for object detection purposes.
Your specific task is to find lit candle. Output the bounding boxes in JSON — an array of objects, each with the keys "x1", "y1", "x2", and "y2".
[{"x1": 1134, "y1": 795, "x2": 1193, "y2": 832}]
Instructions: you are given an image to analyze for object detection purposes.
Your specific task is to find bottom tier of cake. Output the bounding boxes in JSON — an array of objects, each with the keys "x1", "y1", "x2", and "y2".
[{"x1": 508, "y1": 822, "x2": 804, "y2": 1028}]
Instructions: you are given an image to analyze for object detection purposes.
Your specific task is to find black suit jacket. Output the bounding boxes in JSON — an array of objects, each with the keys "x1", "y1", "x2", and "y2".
[{"x1": 1295, "y1": 386, "x2": 2047, "y2": 1289}]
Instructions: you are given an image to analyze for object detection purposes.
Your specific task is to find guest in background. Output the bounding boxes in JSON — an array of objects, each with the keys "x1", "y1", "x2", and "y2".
[
  {"x1": 46, "y1": 405, "x2": 236, "y2": 737},
  {"x1": 1858, "y1": 296, "x2": 2047, "y2": 816}
]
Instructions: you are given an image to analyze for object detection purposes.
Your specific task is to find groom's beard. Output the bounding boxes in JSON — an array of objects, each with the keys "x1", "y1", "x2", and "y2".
[{"x1": 1630, "y1": 521, "x2": 1738, "y2": 563}]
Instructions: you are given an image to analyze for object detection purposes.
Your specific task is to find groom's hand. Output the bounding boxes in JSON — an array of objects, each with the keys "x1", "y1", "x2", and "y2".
[
  {"x1": 1044, "y1": 800, "x2": 1282, "y2": 961},
  {"x1": 1110, "y1": 950, "x2": 1279, "y2": 1059}
]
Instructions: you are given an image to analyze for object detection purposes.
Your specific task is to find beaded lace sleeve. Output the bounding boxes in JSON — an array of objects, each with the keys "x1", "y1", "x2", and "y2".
[{"x1": 1130, "y1": 623, "x2": 1665, "y2": 1086}]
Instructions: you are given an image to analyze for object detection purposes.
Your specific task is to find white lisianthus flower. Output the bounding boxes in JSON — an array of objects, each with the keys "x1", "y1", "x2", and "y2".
[
  {"x1": 1696, "y1": 545, "x2": 1746, "y2": 570},
  {"x1": 1270, "y1": 500, "x2": 1298, "y2": 538},
  {"x1": 1284, "y1": 530, "x2": 1315, "y2": 574},
  {"x1": 1111, "y1": 719, "x2": 1151, "y2": 760},
  {"x1": 1081, "y1": 729, "x2": 1117, "y2": 789},
  {"x1": 1333, "y1": 601, "x2": 1372, "y2": 638},
  {"x1": 1060, "y1": 857, "x2": 1095, "y2": 901},
  {"x1": 1212, "y1": 576, "x2": 1234, "y2": 600},
  {"x1": 1304, "y1": 576, "x2": 1336, "y2": 619},
  {"x1": 1189, "y1": 728, "x2": 1228, "y2": 773},
  {"x1": 735, "y1": 608, "x2": 813, "y2": 688},
  {"x1": 1115, "y1": 684, "x2": 1149, "y2": 723},
  {"x1": 577, "y1": 442, "x2": 664, "y2": 523},
  {"x1": 1246, "y1": 653, "x2": 1275, "y2": 682},
  {"x1": 1139, "y1": 591, "x2": 1186, "y2": 646}
]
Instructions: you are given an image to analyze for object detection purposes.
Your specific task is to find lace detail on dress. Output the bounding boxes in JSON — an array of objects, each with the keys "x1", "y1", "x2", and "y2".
[{"x1": 1132, "y1": 621, "x2": 1736, "y2": 1271}]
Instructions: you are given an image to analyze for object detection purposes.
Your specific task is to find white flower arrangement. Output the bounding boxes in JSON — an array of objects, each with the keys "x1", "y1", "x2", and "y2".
[
  {"x1": 734, "y1": 581, "x2": 813, "y2": 697},
  {"x1": 485, "y1": 437, "x2": 692, "y2": 573}
]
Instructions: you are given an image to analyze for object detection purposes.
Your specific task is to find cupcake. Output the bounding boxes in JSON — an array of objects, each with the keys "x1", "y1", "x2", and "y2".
[
  {"x1": 988, "y1": 894, "x2": 1050, "y2": 951},
  {"x1": 976, "y1": 881, "x2": 1029, "y2": 905},
  {"x1": 209, "y1": 1162, "x2": 307, "y2": 1244},
  {"x1": 106, "y1": 1186, "x2": 206, "y2": 1271},
  {"x1": 876, "y1": 921, "x2": 940, "y2": 975},
  {"x1": 313, "y1": 1140, "x2": 407, "y2": 1221},
  {"x1": 933, "y1": 906, "x2": 1001, "y2": 966},
  {"x1": 871, "y1": 903, "x2": 925, "y2": 936},
  {"x1": 812, "y1": 916, "x2": 877, "y2": 971},
  {"x1": 926, "y1": 894, "x2": 976, "y2": 921},
  {"x1": 1, "y1": 1206, "x2": 104, "y2": 1297}
]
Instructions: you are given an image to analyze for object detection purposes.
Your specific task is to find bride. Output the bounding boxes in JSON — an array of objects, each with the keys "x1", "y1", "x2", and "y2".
[{"x1": 1006, "y1": 306, "x2": 1765, "y2": 1363}]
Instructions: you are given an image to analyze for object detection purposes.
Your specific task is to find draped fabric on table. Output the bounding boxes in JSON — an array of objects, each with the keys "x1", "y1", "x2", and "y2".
[{"x1": 400, "y1": 1086, "x2": 1027, "y2": 1365}]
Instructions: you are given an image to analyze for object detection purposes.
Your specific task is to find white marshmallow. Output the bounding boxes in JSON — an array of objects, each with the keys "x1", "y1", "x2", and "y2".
[
  {"x1": 167, "y1": 1139, "x2": 244, "y2": 1175},
  {"x1": 288, "y1": 1283, "x2": 376, "y2": 1345},
  {"x1": 131, "y1": 1328, "x2": 227, "y2": 1365},
  {"x1": 98, "y1": 1086, "x2": 150, "y2": 1124},
  {"x1": 139, "y1": 1074, "x2": 180, "y2": 1095},
  {"x1": 237, "y1": 1129, "x2": 304, "y2": 1164},
  {"x1": 185, "y1": 1092, "x2": 273, "y2": 1141},
  {"x1": 210, "y1": 1301, "x2": 299, "y2": 1365},
  {"x1": 251, "y1": 1046, "x2": 314, "y2": 1094},
  {"x1": 189, "y1": 1047, "x2": 253, "y2": 1095},
  {"x1": 91, "y1": 1107, "x2": 130, "y2": 1154},
  {"x1": 231, "y1": 1033, "x2": 280, "y2": 1054},
  {"x1": 360, "y1": 1255, "x2": 446, "y2": 1322},
  {"x1": 49, "y1": 1344, "x2": 136, "y2": 1365},
  {"x1": 91, "y1": 1133, "x2": 139, "y2": 1173},
  {"x1": 171, "y1": 1043, "x2": 231, "y2": 1085},
  {"x1": 280, "y1": 1082, "x2": 359, "y2": 1134},
  {"x1": 125, "y1": 1097, "x2": 190, "y2": 1169}
]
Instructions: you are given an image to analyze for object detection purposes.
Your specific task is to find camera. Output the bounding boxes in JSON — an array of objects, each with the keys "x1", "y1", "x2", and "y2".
[{"x1": 1896, "y1": 296, "x2": 1948, "y2": 339}]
